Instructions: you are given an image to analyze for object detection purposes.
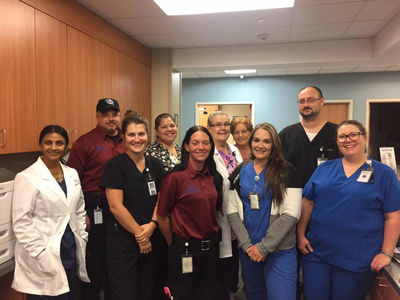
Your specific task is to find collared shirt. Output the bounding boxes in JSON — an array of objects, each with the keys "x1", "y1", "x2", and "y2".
[
  {"x1": 68, "y1": 125, "x2": 126, "y2": 197},
  {"x1": 158, "y1": 162, "x2": 219, "y2": 240},
  {"x1": 145, "y1": 141, "x2": 181, "y2": 172}
]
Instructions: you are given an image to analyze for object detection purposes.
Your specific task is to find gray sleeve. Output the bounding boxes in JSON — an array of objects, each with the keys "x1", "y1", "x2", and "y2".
[
  {"x1": 255, "y1": 215, "x2": 298, "y2": 257},
  {"x1": 227, "y1": 213, "x2": 253, "y2": 251}
]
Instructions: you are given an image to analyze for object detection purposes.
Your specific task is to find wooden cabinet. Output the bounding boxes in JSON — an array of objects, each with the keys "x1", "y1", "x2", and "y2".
[
  {"x1": 370, "y1": 272, "x2": 400, "y2": 300},
  {"x1": 0, "y1": 0, "x2": 37, "y2": 154},
  {"x1": 0, "y1": 0, "x2": 151, "y2": 155},
  {"x1": 67, "y1": 27, "x2": 95, "y2": 143},
  {"x1": 35, "y1": 10, "x2": 69, "y2": 132}
]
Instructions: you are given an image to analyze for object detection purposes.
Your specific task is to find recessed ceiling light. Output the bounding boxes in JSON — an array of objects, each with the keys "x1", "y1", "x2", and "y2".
[
  {"x1": 257, "y1": 18, "x2": 266, "y2": 23},
  {"x1": 154, "y1": 0, "x2": 295, "y2": 16},
  {"x1": 225, "y1": 69, "x2": 256, "y2": 75},
  {"x1": 257, "y1": 34, "x2": 271, "y2": 41}
]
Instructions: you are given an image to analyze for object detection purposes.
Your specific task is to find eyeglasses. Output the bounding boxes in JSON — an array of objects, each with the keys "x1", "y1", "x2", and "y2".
[
  {"x1": 297, "y1": 98, "x2": 321, "y2": 105},
  {"x1": 336, "y1": 132, "x2": 365, "y2": 143},
  {"x1": 210, "y1": 122, "x2": 231, "y2": 129}
]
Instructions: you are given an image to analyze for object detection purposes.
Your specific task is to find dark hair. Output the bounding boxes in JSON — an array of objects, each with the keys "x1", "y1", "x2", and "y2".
[
  {"x1": 230, "y1": 116, "x2": 253, "y2": 134},
  {"x1": 248, "y1": 123, "x2": 289, "y2": 207},
  {"x1": 122, "y1": 109, "x2": 149, "y2": 135},
  {"x1": 39, "y1": 125, "x2": 69, "y2": 164},
  {"x1": 298, "y1": 86, "x2": 323, "y2": 98},
  {"x1": 170, "y1": 126, "x2": 223, "y2": 213},
  {"x1": 337, "y1": 119, "x2": 366, "y2": 135},
  {"x1": 155, "y1": 113, "x2": 175, "y2": 130}
]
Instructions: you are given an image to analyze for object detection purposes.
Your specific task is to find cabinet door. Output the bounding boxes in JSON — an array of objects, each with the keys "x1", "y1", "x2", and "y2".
[
  {"x1": 132, "y1": 60, "x2": 152, "y2": 122},
  {"x1": 92, "y1": 39, "x2": 112, "y2": 106},
  {"x1": 0, "y1": 0, "x2": 37, "y2": 154},
  {"x1": 67, "y1": 27, "x2": 94, "y2": 143},
  {"x1": 35, "y1": 11, "x2": 69, "y2": 135}
]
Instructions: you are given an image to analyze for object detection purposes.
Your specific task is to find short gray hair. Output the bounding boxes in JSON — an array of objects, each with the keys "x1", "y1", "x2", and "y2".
[{"x1": 207, "y1": 110, "x2": 230, "y2": 127}]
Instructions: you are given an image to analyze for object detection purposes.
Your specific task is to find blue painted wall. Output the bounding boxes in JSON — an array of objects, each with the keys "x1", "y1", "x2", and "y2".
[{"x1": 181, "y1": 72, "x2": 400, "y2": 137}]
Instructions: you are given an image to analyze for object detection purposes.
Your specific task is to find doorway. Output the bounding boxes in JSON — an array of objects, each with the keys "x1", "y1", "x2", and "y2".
[{"x1": 366, "y1": 99, "x2": 400, "y2": 165}]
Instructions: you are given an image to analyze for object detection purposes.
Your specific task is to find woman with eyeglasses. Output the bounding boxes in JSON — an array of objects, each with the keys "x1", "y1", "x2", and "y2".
[
  {"x1": 297, "y1": 120, "x2": 400, "y2": 300},
  {"x1": 207, "y1": 111, "x2": 243, "y2": 300},
  {"x1": 231, "y1": 117, "x2": 253, "y2": 161}
]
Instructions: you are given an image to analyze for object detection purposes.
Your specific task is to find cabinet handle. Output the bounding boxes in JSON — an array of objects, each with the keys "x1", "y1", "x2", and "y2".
[
  {"x1": 0, "y1": 249, "x2": 7, "y2": 256},
  {"x1": 0, "y1": 229, "x2": 6, "y2": 237},
  {"x1": 0, "y1": 129, "x2": 6, "y2": 147},
  {"x1": 72, "y1": 130, "x2": 77, "y2": 143},
  {"x1": 378, "y1": 284, "x2": 391, "y2": 287},
  {"x1": 376, "y1": 276, "x2": 384, "y2": 279}
]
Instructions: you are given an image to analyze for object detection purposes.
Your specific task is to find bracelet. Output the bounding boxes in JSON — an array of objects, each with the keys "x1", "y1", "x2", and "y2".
[
  {"x1": 380, "y1": 251, "x2": 393, "y2": 259},
  {"x1": 150, "y1": 220, "x2": 159, "y2": 228}
]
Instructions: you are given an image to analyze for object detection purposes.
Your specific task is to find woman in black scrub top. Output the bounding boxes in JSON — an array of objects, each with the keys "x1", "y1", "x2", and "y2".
[{"x1": 100, "y1": 110, "x2": 165, "y2": 300}]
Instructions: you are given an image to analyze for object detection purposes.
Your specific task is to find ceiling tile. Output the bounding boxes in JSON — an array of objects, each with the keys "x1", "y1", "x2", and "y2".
[
  {"x1": 187, "y1": 31, "x2": 240, "y2": 47},
  {"x1": 170, "y1": 13, "x2": 234, "y2": 33},
  {"x1": 136, "y1": 34, "x2": 194, "y2": 48},
  {"x1": 196, "y1": 71, "x2": 229, "y2": 78},
  {"x1": 288, "y1": 68, "x2": 322, "y2": 74},
  {"x1": 294, "y1": 0, "x2": 363, "y2": 6},
  {"x1": 236, "y1": 27, "x2": 291, "y2": 44},
  {"x1": 319, "y1": 67, "x2": 356, "y2": 73},
  {"x1": 352, "y1": 66, "x2": 389, "y2": 72},
  {"x1": 355, "y1": 0, "x2": 400, "y2": 21},
  {"x1": 229, "y1": 8, "x2": 292, "y2": 29},
  {"x1": 291, "y1": 23, "x2": 349, "y2": 41},
  {"x1": 77, "y1": 0, "x2": 165, "y2": 19},
  {"x1": 182, "y1": 73, "x2": 201, "y2": 79},
  {"x1": 113, "y1": 17, "x2": 181, "y2": 35},
  {"x1": 257, "y1": 69, "x2": 289, "y2": 76},
  {"x1": 293, "y1": 2, "x2": 364, "y2": 25},
  {"x1": 344, "y1": 20, "x2": 388, "y2": 37}
]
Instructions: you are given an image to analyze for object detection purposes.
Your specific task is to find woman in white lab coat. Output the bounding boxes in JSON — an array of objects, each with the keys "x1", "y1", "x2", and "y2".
[{"x1": 12, "y1": 125, "x2": 89, "y2": 299}]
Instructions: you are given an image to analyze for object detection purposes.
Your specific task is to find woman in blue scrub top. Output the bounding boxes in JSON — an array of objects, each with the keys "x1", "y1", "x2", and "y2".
[
  {"x1": 297, "y1": 120, "x2": 400, "y2": 300},
  {"x1": 227, "y1": 123, "x2": 302, "y2": 300}
]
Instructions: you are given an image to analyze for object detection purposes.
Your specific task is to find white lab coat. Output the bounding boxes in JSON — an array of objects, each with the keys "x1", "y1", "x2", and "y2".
[
  {"x1": 11, "y1": 157, "x2": 89, "y2": 296},
  {"x1": 213, "y1": 144, "x2": 243, "y2": 258}
]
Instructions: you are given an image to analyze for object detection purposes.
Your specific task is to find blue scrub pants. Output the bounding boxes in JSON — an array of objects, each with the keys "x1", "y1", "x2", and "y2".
[
  {"x1": 240, "y1": 247, "x2": 297, "y2": 300},
  {"x1": 302, "y1": 253, "x2": 375, "y2": 300}
]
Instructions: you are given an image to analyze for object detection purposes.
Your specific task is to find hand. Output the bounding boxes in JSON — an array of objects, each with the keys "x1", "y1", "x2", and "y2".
[
  {"x1": 371, "y1": 253, "x2": 391, "y2": 273},
  {"x1": 246, "y1": 245, "x2": 264, "y2": 262},
  {"x1": 139, "y1": 240, "x2": 152, "y2": 254},
  {"x1": 85, "y1": 214, "x2": 90, "y2": 232},
  {"x1": 297, "y1": 235, "x2": 313, "y2": 254},
  {"x1": 135, "y1": 223, "x2": 156, "y2": 244}
]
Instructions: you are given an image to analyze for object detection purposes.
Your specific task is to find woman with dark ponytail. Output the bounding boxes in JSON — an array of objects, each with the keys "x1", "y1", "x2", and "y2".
[{"x1": 158, "y1": 125, "x2": 223, "y2": 299}]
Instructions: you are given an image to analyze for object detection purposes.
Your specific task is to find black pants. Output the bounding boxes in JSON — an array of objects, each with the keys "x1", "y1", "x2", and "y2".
[
  {"x1": 168, "y1": 233, "x2": 221, "y2": 300},
  {"x1": 216, "y1": 239, "x2": 240, "y2": 300},
  {"x1": 81, "y1": 200, "x2": 110, "y2": 300},
  {"x1": 106, "y1": 229, "x2": 163, "y2": 300}
]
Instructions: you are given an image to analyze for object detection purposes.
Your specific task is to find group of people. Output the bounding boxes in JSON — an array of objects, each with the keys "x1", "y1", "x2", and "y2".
[{"x1": 11, "y1": 86, "x2": 400, "y2": 300}]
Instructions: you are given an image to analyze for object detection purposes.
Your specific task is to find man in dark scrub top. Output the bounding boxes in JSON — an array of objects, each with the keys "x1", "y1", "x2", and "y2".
[
  {"x1": 279, "y1": 86, "x2": 341, "y2": 299},
  {"x1": 279, "y1": 86, "x2": 341, "y2": 188}
]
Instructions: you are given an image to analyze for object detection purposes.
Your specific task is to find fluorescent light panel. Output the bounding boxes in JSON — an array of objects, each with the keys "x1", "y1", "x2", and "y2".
[
  {"x1": 225, "y1": 69, "x2": 256, "y2": 75},
  {"x1": 154, "y1": 0, "x2": 295, "y2": 16}
]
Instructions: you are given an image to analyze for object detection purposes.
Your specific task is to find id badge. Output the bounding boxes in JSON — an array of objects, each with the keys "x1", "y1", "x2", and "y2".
[
  {"x1": 249, "y1": 192, "x2": 259, "y2": 210},
  {"x1": 94, "y1": 207, "x2": 103, "y2": 224},
  {"x1": 317, "y1": 157, "x2": 328, "y2": 166},
  {"x1": 181, "y1": 254, "x2": 193, "y2": 273},
  {"x1": 148, "y1": 181, "x2": 157, "y2": 196},
  {"x1": 357, "y1": 170, "x2": 372, "y2": 183}
]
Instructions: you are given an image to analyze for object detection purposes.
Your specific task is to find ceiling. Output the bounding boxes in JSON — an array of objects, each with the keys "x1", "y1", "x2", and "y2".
[{"x1": 76, "y1": 0, "x2": 400, "y2": 78}]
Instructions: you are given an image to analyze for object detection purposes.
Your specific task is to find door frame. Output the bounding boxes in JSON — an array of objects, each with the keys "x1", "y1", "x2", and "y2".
[
  {"x1": 195, "y1": 101, "x2": 255, "y2": 125},
  {"x1": 366, "y1": 98, "x2": 400, "y2": 152},
  {"x1": 299, "y1": 99, "x2": 353, "y2": 121}
]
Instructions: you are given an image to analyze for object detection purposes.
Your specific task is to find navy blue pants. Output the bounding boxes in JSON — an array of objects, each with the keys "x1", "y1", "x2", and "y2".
[
  {"x1": 240, "y1": 247, "x2": 297, "y2": 300},
  {"x1": 302, "y1": 253, "x2": 375, "y2": 300}
]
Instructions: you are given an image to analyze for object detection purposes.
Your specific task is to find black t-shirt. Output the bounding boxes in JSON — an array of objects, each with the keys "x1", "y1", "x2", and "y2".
[
  {"x1": 279, "y1": 122, "x2": 341, "y2": 187},
  {"x1": 99, "y1": 153, "x2": 165, "y2": 235}
]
